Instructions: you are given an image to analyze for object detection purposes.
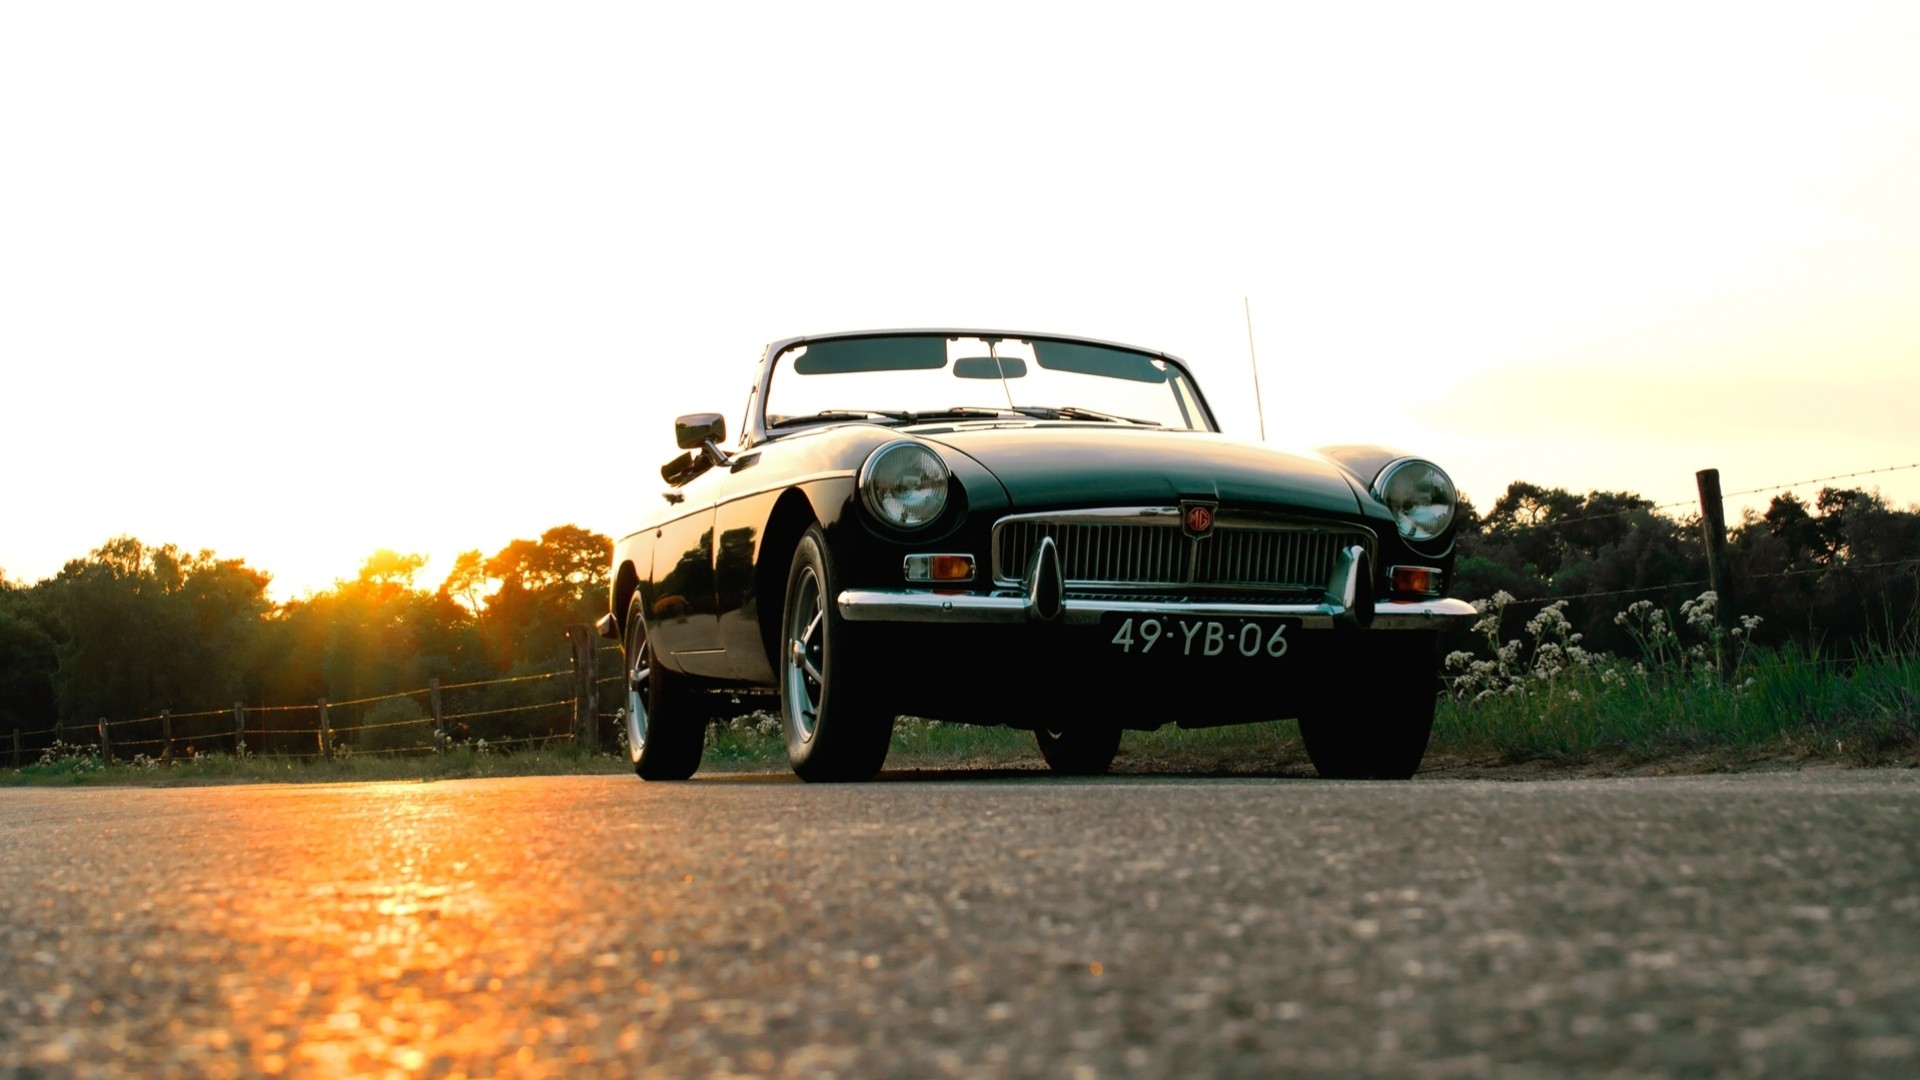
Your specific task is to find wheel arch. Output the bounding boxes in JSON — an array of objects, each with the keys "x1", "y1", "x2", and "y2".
[
  {"x1": 756, "y1": 488, "x2": 824, "y2": 673},
  {"x1": 611, "y1": 560, "x2": 642, "y2": 638}
]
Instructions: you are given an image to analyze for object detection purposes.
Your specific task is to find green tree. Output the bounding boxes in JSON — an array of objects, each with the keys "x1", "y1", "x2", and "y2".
[
  {"x1": 258, "y1": 549, "x2": 489, "y2": 710},
  {"x1": 1453, "y1": 484, "x2": 1703, "y2": 654},
  {"x1": 439, "y1": 549, "x2": 490, "y2": 618},
  {"x1": 45, "y1": 538, "x2": 272, "y2": 722},
  {"x1": 1734, "y1": 487, "x2": 1920, "y2": 655},
  {"x1": 478, "y1": 525, "x2": 611, "y2": 670},
  {"x1": 0, "y1": 574, "x2": 59, "y2": 733}
]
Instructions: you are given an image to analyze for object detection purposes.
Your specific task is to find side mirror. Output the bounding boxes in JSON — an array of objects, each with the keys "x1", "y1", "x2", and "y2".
[{"x1": 675, "y1": 413, "x2": 727, "y2": 450}]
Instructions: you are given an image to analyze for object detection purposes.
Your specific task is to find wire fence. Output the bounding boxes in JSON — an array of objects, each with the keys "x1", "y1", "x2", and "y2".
[
  {"x1": 1493, "y1": 462, "x2": 1920, "y2": 536},
  {"x1": 3, "y1": 617, "x2": 647, "y2": 768},
  {"x1": 7, "y1": 664, "x2": 604, "y2": 769},
  {"x1": 1483, "y1": 555, "x2": 1920, "y2": 611}
]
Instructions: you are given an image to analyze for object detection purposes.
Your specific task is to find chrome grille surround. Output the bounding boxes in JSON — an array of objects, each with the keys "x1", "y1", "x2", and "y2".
[{"x1": 991, "y1": 508, "x2": 1376, "y2": 595}]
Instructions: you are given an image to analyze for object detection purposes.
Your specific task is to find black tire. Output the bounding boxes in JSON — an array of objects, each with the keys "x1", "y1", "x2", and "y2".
[
  {"x1": 623, "y1": 593, "x2": 705, "y2": 781},
  {"x1": 1298, "y1": 632, "x2": 1439, "y2": 780},
  {"x1": 1034, "y1": 724, "x2": 1122, "y2": 776},
  {"x1": 780, "y1": 526, "x2": 895, "y2": 782}
]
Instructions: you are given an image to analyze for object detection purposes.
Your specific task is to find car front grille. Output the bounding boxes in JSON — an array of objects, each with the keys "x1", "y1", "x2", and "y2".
[{"x1": 992, "y1": 510, "x2": 1374, "y2": 594}]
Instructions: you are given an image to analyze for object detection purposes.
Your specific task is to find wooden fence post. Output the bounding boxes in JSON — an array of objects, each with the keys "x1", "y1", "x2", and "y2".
[
  {"x1": 568, "y1": 625, "x2": 599, "y2": 753},
  {"x1": 55, "y1": 720, "x2": 66, "y2": 748},
  {"x1": 1696, "y1": 468, "x2": 1735, "y2": 681},
  {"x1": 14, "y1": 729, "x2": 23, "y2": 768},
  {"x1": 430, "y1": 678, "x2": 446, "y2": 755},
  {"x1": 318, "y1": 698, "x2": 332, "y2": 763},
  {"x1": 98, "y1": 717, "x2": 111, "y2": 763},
  {"x1": 161, "y1": 709, "x2": 173, "y2": 761},
  {"x1": 234, "y1": 702, "x2": 246, "y2": 754}
]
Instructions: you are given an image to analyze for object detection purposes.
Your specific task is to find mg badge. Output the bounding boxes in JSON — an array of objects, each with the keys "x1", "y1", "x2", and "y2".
[{"x1": 1183, "y1": 502, "x2": 1216, "y2": 539}]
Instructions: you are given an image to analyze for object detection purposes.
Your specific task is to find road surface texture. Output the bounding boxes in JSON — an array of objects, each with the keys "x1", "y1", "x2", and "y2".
[{"x1": 2, "y1": 770, "x2": 1917, "y2": 1078}]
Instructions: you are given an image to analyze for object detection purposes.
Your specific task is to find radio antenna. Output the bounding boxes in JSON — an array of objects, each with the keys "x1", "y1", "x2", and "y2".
[{"x1": 1243, "y1": 296, "x2": 1267, "y2": 441}]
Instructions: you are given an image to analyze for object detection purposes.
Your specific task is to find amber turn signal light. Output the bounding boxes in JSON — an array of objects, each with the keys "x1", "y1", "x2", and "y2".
[
  {"x1": 1390, "y1": 565, "x2": 1443, "y2": 596},
  {"x1": 904, "y1": 554, "x2": 975, "y2": 583}
]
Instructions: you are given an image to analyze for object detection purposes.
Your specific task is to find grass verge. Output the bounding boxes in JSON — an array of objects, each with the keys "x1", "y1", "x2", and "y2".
[{"x1": 2, "y1": 742, "x2": 632, "y2": 787}]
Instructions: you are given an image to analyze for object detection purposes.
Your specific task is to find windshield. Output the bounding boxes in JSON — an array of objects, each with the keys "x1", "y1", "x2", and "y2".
[{"x1": 762, "y1": 334, "x2": 1214, "y2": 433}]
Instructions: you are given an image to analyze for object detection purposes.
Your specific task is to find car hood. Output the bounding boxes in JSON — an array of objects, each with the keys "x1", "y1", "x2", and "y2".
[{"x1": 916, "y1": 424, "x2": 1364, "y2": 515}]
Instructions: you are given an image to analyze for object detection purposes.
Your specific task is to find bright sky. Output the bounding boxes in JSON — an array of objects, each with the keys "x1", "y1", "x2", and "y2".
[{"x1": 4, "y1": 2, "x2": 1917, "y2": 599}]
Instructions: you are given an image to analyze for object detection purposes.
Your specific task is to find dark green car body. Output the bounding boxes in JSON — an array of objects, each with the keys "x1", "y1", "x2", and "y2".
[{"x1": 603, "y1": 329, "x2": 1475, "y2": 781}]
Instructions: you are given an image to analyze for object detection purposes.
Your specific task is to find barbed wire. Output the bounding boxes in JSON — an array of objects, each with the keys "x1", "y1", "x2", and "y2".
[
  {"x1": 441, "y1": 698, "x2": 574, "y2": 722},
  {"x1": 1481, "y1": 460, "x2": 1920, "y2": 536},
  {"x1": 1639, "y1": 463, "x2": 1920, "y2": 516},
  {"x1": 1476, "y1": 498, "x2": 1700, "y2": 536},
  {"x1": 1488, "y1": 580, "x2": 1714, "y2": 609},
  {"x1": 470, "y1": 733, "x2": 575, "y2": 749},
  {"x1": 329, "y1": 715, "x2": 440, "y2": 735},
  {"x1": 74, "y1": 671, "x2": 577, "y2": 735},
  {"x1": 102, "y1": 713, "x2": 167, "y2": 726},
  {"x1": 20, "y1": 689, "x2": 584, "y2": 753},
  {"x1": 435, "y1": 670, "x2": 568, "y2": 692},
  {"x1": 1722, "y1": 462, "x2": 1920, "y2": 500},
  {"x1": 311, "y1": 688, "x2": 424, "y2": 710},
  {"x1": 1482, "y1": 552, "x2": 1920, "y2": 610},
  {"x1": 1775, "y1": 555, "x2": 1920, "y2": 579}
]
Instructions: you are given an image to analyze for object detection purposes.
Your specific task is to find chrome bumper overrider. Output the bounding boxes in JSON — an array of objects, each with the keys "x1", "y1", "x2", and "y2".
[{"x1": 836, "y1": 590, "x2": 1476, "y2": 630}]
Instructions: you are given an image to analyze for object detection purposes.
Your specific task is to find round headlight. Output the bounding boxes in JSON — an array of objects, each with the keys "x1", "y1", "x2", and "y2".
[
  {"x1": 1374, "y1": 459, "x2": 1457, "y2": 542},
  {"x1": 860, "y1": 441, "x2": 950, "y2": 530}
]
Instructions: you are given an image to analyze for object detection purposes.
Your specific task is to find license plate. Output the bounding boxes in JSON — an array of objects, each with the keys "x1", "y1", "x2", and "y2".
[{"x1": 1102, "y1": 614, "x2": 1297, "y2": 661}]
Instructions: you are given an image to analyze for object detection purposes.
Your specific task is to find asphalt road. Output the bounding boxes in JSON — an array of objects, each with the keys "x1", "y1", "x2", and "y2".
[{"x1": 2, "y1": 770, "x2": 1917, "y2": 1078}]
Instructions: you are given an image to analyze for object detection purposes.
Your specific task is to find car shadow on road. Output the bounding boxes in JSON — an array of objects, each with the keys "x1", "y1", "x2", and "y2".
[{"x1": 693, "y1": 765, "x2": 1325, "y2": 784}]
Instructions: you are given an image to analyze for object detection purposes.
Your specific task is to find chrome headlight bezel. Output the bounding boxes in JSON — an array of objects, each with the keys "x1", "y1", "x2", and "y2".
[
  {"x1": 1372, "y1": 458, "x2": 1458, "y2": 544},
  {"x1": 858, "y1": 440, "x2": 951, "y2": 531}
]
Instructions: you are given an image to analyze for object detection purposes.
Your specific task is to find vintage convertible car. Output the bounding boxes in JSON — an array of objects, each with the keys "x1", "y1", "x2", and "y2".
[{"x1": 598, "y1": 329, "x2": 1476, "y2": 782}]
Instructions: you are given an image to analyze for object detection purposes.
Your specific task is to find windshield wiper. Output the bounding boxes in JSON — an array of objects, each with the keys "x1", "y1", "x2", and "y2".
[
  {"x1": 767, "y1": 409, "x2": 915, "y2": 428},
  {"x1": 912, "y1": 406, "x2": 1022, "y2": 421},
  {"x1": 1011, "y1": 405, "x2": 1162, "y2": 426},
  {"x1": 770, "y1": 405, "x2": 1157, "y2": 429}
]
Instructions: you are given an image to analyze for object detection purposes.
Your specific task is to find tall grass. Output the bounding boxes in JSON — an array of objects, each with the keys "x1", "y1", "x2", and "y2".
[{"x1": 1431, "y1": 591, "x2": 1920, "y2": 764}]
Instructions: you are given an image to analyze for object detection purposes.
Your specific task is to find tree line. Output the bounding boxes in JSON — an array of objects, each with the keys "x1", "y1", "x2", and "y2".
[
  {"x1": 3, "y1": 485, "x2": 1917, "y2": 737},
  {"x1": 0, "y1": 526, "x2": 610, "y2": 740},
  {"x1": 1451, "y1": 483, "x2": 1920, "y2": 660}
]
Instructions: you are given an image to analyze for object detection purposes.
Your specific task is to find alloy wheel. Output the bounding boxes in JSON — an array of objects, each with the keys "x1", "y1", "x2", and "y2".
[{"x1": 784, "y1": 564, "x2": 825, "y2": 743}]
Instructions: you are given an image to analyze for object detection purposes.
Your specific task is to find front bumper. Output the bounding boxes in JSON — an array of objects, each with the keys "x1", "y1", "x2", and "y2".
[
  {"x1": 837, "y1": 537, "x2": 1475, "y2": 631},
  {"x1": 837, "y1": 589, "x2": 1475, "y2": 630}
]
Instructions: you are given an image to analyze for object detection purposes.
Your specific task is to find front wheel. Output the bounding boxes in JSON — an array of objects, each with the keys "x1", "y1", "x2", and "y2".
[
  {"x1": 780, "y1": 526, "x2": 895, "y2": 782},
  {"x1": 623, "y1": 593, "x2": 705, "y2": 780},
  {"x1": 1298, "y1": 632, "x2": 1439, "y2": 780}
]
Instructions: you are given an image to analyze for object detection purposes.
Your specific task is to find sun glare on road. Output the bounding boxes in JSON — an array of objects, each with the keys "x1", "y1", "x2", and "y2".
[{"x1": 212, "y1": 783, "x2": 546, "y2": 1076}]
